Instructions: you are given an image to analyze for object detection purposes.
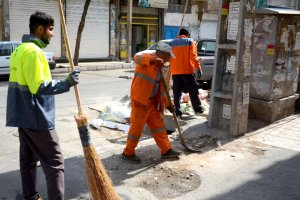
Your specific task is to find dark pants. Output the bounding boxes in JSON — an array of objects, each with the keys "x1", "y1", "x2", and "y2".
[
  {"x1": 18, "y1": 128, "x2": 64, "y2": 200},
  {"x1": 172, "y1": 74, "x2": 202, "y2": 113}
]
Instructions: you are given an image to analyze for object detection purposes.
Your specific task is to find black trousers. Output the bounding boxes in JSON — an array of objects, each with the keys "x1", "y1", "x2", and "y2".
[
  {"x1": 18, "y1": 128, "x2": 64, "y2": 200},
  {"x1": 172, "y1": 74, "x2": 202, "y2": 113}
]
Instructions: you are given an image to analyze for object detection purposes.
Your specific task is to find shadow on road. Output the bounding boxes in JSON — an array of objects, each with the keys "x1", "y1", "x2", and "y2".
[{"x1": 208, "y1": 153, "x2": 300, "y2": 200}]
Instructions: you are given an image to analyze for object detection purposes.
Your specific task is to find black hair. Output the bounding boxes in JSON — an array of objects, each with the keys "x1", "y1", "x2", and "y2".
[
  {"x1": 179, "y1": 28, "x2": 190, "y2": 36},
  {"x1": 29, "y1": 11, "x2": 54, "y2": 34}
]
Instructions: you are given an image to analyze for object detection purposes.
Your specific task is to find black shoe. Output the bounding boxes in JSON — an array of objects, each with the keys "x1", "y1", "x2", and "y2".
[
  {"x1": 161, "y1": 149, "x2": 181, "y2": 159},
  {"x1": 175, "y1": 109, "x2": 183, "y2": 117},
  {"x1": 122, "y1": 153, "x2": 142, "y2": 164},
  {"x1": 195, "y1": 105, "x2": 204, "y2": 114}
]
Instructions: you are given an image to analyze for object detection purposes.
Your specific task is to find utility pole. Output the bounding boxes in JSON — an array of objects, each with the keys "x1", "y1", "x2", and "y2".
[
  {"x1": 208, "y1": 0, "x2": 256, "y2": 136},
  {"x1": 115, "y1": 0, "x2": 120, "y2": 60},
  {"x1": 126, "y1": 0, "x2": 132, "y2": 63}
]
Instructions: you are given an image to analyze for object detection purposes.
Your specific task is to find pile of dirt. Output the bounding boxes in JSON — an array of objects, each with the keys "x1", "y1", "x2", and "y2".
[
  {"x1": 184, "y1": 135, "x2": 219, "y2": 150},
  {"x1": 137, "y1": 165, "x2": 201, "y2": 199}
]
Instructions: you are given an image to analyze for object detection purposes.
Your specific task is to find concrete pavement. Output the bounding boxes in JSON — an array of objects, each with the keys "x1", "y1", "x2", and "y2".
[
  {"x1": 1, "y1": 66, "x2": 300, "y2": 199},
  {"x1": 56, "y1": 65, "x2": 300, "y2": 199}
]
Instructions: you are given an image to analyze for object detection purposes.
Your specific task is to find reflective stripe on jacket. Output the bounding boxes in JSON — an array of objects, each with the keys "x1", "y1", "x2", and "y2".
[
  {"x1": 131, "y1": 52, "x2": 168, "y2": 112},
  {"x1": 6, "y1": 34, "x2": 70, "y2": 130},
  {"x1": 169, "y1": 35, "x2": 201, "y2": 75}
]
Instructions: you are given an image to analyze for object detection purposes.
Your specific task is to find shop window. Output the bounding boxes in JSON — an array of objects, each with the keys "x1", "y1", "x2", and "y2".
[{"x1": 167, "y1": 0, "x2": 191, "y2": 13}]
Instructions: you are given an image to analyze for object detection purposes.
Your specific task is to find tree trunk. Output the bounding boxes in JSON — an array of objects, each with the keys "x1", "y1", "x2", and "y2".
[{"x1": 74, "y1": 0, "x2": 91, "y2": 66}]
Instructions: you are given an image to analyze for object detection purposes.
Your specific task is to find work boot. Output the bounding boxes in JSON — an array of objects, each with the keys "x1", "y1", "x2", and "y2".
[
  {"x1": 175, "y1": 109, "x2": 183, "y2": 118},
  {"x1": 194, "y1": 105, "x2": 205, "y2": 114},
  {"x1": 122, "y1": 153, "x2": 142, "y2": 164},
  {"x1": 161, "y1": 149, "x2": 181, "y2": 159}
]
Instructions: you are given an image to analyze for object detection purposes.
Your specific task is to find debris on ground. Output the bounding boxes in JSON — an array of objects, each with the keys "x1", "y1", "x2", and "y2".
[
  {"x1": 184, "y1": 135, "x2": 219, "y2": 150},
  {"x1": 180, "y1": 89, "x2": 211, "y2": 115},
  {"x1": 89, "y1": 103, "x2": 131, "y2": 133},
  {"x1": 98, "y1": 105, "x2": 130, "y2": 123},
  {"x1": 137, "y1": 165, "x2": 201, "y2": 199},
  {"x1": 90, "y1": 119, "x2": 130, "y2": 133}
]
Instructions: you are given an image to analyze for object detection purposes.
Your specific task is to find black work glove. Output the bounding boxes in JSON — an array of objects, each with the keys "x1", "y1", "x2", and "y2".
[
  {"x1": 196, "y1": 69, "x2": 202, "y2": 79},
  {"x1": 166, "y1": 106, "x2": 174, "y2": 113},
  {"x1": 67, "y1": 69, "x2": 80, "y2": 86},
  {"x1": 150, "y1": 57, "x2": 164, "y2": 68}
]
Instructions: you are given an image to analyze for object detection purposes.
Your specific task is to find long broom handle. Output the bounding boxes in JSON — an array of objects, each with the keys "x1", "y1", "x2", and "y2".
[
  {"x1": 178, "y1": 0, "x2": 189, "y2": 33},
  {"x1": 58, "y1": 0, "x2": 83, "y2": 115},
  {"x1": 158, "y1": 67, "x2": 190, "y2": 149}
]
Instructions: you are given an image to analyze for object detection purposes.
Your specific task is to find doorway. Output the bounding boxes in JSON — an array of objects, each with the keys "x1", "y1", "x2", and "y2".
[
  {"x1": 120, "y1": 16, "x2": 159, "y2": 59},
  {"x1": 132, "y1": 25, "x2": 147, "y2": 56}
]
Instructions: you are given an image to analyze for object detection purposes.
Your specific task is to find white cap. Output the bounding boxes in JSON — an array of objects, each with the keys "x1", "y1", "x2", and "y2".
[{"x1": 156, "y1": 42, "x2": 176, "y2": 58}]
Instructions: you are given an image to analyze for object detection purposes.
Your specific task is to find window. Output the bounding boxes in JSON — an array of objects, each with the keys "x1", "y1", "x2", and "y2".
[
  {"x1": 12, "y1": 43, "x2": 21, "y2": 51},
  {"x1": 167, "y1": 0, "x2": 192, "y2": 13},
  {"x1": 206, "y1": 41, "x2": 216, "y2": 54},
  {"x1": 197, "y1": 40, "x2": 216, "y2": 56},
  {"x1": 0, "y1": 43, "x2": 12, "y2": 56}
]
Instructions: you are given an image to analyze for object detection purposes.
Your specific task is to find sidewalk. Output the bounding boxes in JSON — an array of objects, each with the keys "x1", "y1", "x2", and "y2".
[{"x1": 52, "y1": 61, "x2": 134, "y2": 73}]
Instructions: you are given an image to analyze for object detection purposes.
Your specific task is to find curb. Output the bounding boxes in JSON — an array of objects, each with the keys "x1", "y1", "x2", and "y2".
[{"x1": 51, "y1": 62, "x2": 134, "y2": 73}]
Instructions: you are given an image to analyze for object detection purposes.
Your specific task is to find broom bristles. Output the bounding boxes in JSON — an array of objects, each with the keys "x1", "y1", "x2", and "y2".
[
  {"x1": 83, "y1": 146, "x2": 120, "y2": 200},
  {"x1": 75, "y1": 114, "x2": 120, "y2": 200}
]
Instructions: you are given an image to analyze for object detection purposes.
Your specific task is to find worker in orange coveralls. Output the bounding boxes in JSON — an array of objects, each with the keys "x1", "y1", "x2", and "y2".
[
  {"x1": 122, "y1": 42, "x2": 181, "y2": 164},
  {"x1": 170, "y1": 28, "x2": 204, "y2": 117}
]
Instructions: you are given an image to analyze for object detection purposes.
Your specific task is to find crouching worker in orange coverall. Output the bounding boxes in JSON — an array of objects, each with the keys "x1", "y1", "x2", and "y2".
[{"x1": 122, "y1": 42, "x2": 181, "y2": 164}]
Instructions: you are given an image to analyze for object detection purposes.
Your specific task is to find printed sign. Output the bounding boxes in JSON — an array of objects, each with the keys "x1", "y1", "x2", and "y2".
[
  {"x1": 243, "y1": 82, "x2": 250, "y2": 105},
  {"x1": 227, "y1": 2, "x2": 240, "y2": 41},
  {"x1": 223, "y1": 104, "x2": 231, "y2": 119},
  {"x1": 226, "y1": 55, "x2": 236, "y2": 72},
  {"x1": 138, "y1": 0, "x2": 168, "y2": 9},
  {"x1": 295, "y1": 32, "x2": 300, "y2": 50}
]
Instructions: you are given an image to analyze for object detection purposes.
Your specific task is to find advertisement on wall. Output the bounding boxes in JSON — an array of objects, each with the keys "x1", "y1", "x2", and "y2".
[{"x1": 138, "y1": 0, "x2": 168, "y2": 9}]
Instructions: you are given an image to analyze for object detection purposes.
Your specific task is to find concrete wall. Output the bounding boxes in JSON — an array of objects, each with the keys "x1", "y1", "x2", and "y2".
[
  {"x1": 2, "y1": 0, "x2": 9, "y2": 40},
  {"x1": 164, "y1": 5, "x2": 200, "y2": 40},
  {"x1": 0, "y1": 1, "x2": 2, "y2": 41}
]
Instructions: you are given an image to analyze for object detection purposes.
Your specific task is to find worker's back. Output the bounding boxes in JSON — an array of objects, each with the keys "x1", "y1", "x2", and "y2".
[{"x1": 170, "y1": 35, "x2": 200, "y2": 75}]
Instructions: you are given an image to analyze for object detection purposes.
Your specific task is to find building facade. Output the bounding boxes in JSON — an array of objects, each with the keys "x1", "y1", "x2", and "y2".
[{"x1": 1, "y1": 0, "x2": 110, "y2": 60}]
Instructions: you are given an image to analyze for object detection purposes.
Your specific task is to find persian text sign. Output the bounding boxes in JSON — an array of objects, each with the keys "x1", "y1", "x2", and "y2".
[{"x1": 138, "y1": 0, "x2": 168, "y2": 9}]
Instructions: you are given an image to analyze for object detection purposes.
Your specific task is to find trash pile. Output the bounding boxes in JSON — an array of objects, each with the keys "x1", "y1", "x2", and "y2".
[
  {"x1": 180, "y1": 89, "x2": 210, "y2": 115},
  {"x1": 89, "y1": 104, "x2": 131, "y2": 133},
  {"x1": 184, "y1": 135, "x2": 219, "y2": 150},
  {"x1": 89, "y1": 88, "x2": 211, "y2": 134}
]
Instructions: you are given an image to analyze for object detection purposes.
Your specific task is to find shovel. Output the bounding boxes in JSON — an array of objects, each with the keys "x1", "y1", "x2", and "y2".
[{"x1": 158, "y1": 67, "x2": 202, "y2": 152}]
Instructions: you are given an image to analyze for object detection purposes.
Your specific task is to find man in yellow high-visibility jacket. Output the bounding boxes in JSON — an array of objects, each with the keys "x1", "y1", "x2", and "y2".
[{"x1": 6, "y1": 11, "x2": 79, "y2": 200}]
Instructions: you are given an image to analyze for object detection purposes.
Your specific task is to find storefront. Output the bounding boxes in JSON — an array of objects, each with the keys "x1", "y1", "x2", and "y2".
[
  {"x1": 66, "y1": 0, "x2": 109, "y2": 59},
  {"x1": 8, "y1": 0, "x2": 61, "y2": 57},
  {"x1": 8, "y1": 0, "x2": 110, "y2": 59},
  {"x1": 119, "y1": 5, "x2": 161, "y2": 59}
]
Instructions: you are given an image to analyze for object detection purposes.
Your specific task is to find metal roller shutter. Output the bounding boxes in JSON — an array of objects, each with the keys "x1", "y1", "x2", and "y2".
[
  {"x1": 9, "y1": 0, "x2": 61, "y2": 57},
  {"x1": 66, "y1": 0, "x2": 109, "y2": 58}
]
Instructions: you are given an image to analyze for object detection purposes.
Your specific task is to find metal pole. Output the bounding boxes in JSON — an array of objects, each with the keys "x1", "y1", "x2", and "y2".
[
  {"x1": 126, "y1": 0, "x2": 132, "y2": 63},
  {"x1": 115, "y1": 0, "x2": 120, "y2": 60}
]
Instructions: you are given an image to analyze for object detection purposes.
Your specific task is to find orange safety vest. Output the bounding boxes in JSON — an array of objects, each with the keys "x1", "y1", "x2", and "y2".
[
  {"x1": 169, "y1": 35, "x2": 201, "y2": 75},
  {"x1": 130, "y1": 52, "x2": 169, "y2": 112}
]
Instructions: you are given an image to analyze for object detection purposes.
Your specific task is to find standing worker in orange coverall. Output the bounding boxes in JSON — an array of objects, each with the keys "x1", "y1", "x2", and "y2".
[
  {"x1": 170, "y1": 28, "x2": 204, "y2": 117},
  {"x1": 122, "y1": 42, "x2": 181, "y2": 164}
]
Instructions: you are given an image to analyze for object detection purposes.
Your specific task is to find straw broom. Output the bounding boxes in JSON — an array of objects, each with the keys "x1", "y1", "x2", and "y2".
[{"x1": 57, "y1": 1, "x2": 120, "y2": 199}]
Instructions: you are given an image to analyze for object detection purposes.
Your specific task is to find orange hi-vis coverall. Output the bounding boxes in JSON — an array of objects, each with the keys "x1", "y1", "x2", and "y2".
[
  {"x1": 169, "y1": 35, "x2": 201, "y2": 75},
  {"x1": 123, "y1": 52, "x2": 172, "y2": 156}
]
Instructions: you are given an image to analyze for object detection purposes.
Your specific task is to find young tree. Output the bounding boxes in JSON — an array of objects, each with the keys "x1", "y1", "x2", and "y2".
[{"x1": 74, "y1": 0, "x2": 91, "y2": 66}]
